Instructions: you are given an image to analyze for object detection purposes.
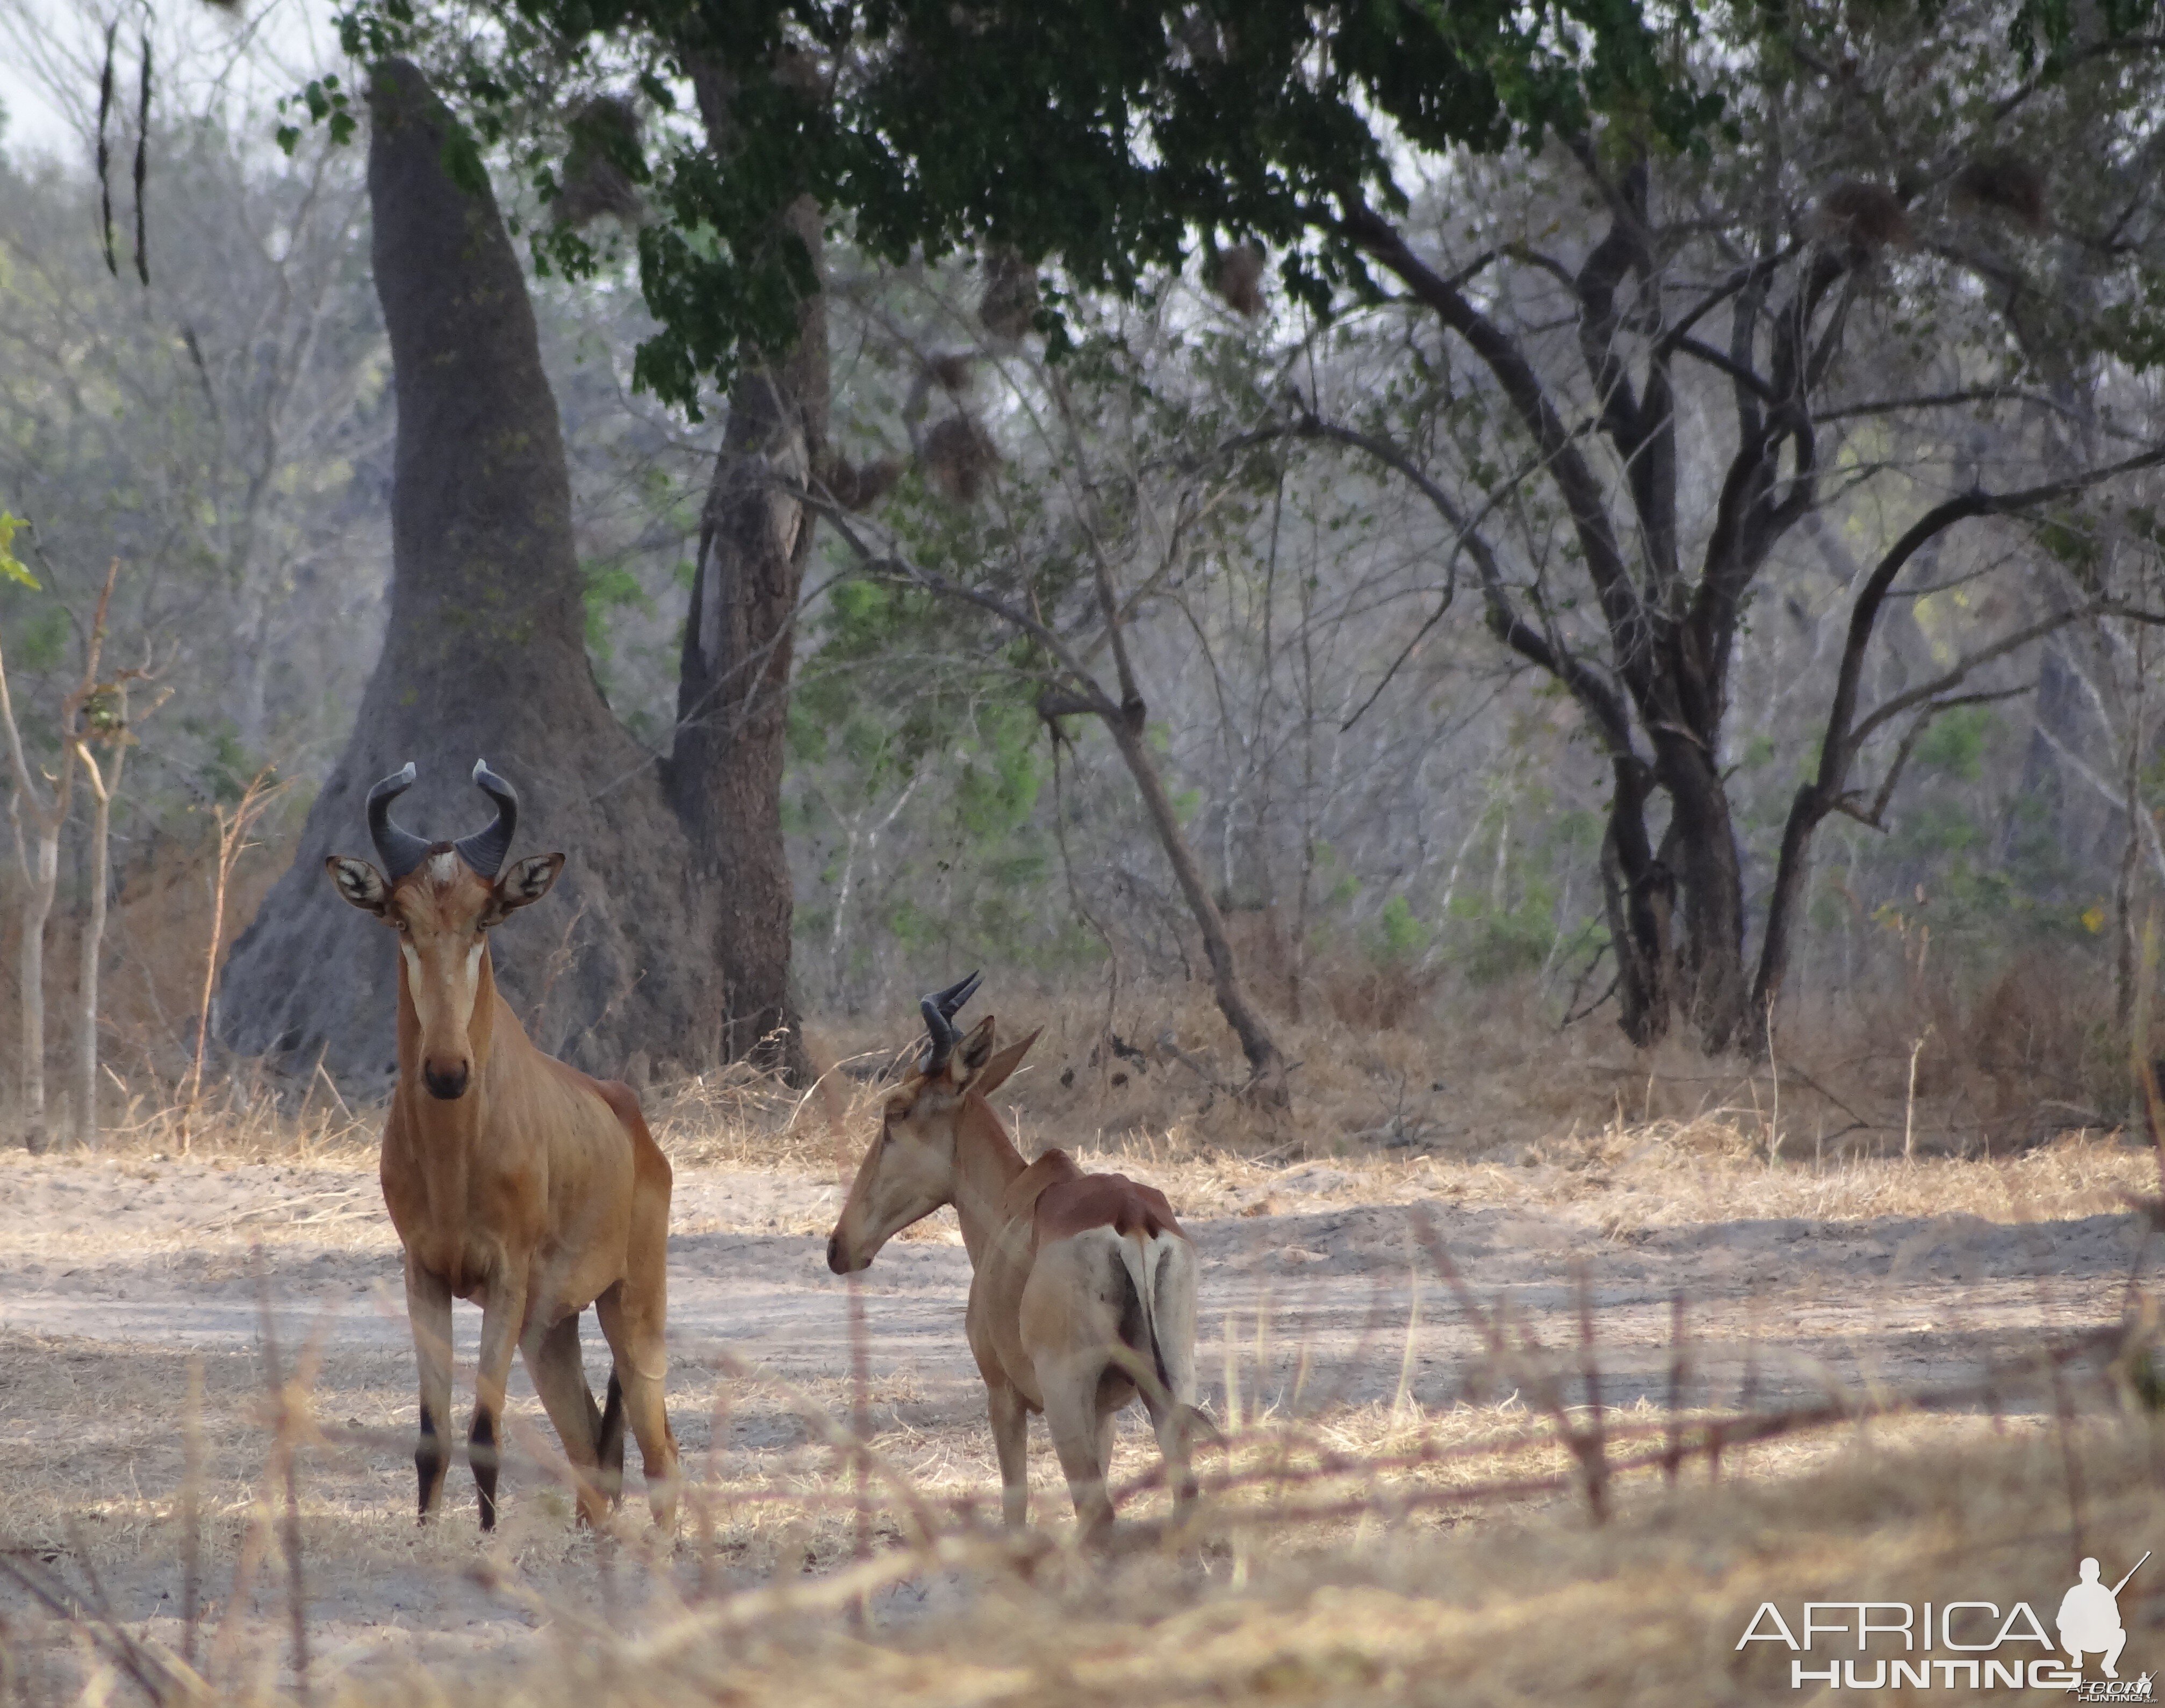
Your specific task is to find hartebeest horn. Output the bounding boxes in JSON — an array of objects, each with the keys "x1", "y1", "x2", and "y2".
[
  {"x1": 454, "y1": 759, "x2": 519, "y2": 878},
  {"x1": 367, "y1": 762, "x2": 433, "y2": 881},
  {"x1": 918, "y1": 969, "x2": 982, "y2": 1075}
]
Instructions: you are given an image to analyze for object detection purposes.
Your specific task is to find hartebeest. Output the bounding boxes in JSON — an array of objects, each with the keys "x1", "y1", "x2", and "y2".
[
  {"x1": 827, "y1": 975, "x2": 1211, "y2": 1540},
  {"x1": 328, "y1": 761, "x2": 679, "y2": 1531}
]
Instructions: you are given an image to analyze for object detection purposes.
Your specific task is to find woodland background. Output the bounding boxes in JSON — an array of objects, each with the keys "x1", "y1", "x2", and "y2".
[{"x1": 3, "y1": 0, "x2": 2163, "y2": 1148}]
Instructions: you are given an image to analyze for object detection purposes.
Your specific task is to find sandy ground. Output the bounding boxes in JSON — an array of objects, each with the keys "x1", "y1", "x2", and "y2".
[{"x1": 0, "y1": 1138, "x2": 2155, "y2": 1693}]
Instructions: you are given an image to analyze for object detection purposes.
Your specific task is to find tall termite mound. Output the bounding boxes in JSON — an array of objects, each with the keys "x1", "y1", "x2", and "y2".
[{"x1": 218, "y1": 60, "x2": 713, "y2": 1084}]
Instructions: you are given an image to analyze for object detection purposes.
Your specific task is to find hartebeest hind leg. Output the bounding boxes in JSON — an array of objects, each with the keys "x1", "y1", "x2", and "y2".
[
  {"x1": 405, "y1": 1257, "x2": 455, "y2": 1521},
  {"x1": 986, "y1": 1378, "x2": 1030, "y2": 1529},
  {"x1": 521, "y1": 1312, "x2": 609, "y2": 1526},
  {"x1": 594, "y1": 1280, "x2": 680, "y2": 1529},
  {"x1": 596, "y1": 1366, "x2": 627, "y2": 1505},
  {"x1": 1041, "y1": 1358, "x2": 1118, "y2": 1543}
]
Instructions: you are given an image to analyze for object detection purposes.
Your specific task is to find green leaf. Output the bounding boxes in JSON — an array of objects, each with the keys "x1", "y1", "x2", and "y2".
[{"x1": 0, "y1": 513, "x2": 39, "y2": 589}]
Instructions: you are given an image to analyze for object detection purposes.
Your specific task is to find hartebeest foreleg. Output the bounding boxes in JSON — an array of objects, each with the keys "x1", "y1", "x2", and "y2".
[
  {"x1": 406, "y1": 1256, "x2": 455, "y2": 1520},
  {"x1": 471, "y1": 1279, "x2": 528, "y2": 1531}
]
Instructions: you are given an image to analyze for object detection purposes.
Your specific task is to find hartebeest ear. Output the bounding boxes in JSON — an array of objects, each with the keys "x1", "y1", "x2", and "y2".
[
  {"x1": 325, "y1": 856, "x2": 390, "y2": 916},
  {"x1": 947, "y1": 1013, "x2": 1000, "y2": 1087},
  {"x1": 971, "y1": 1026, "x2": 1041, "y2": 1099},
  {"x1": 480, "y1": 852, "x2": 564, "y2": 926}
]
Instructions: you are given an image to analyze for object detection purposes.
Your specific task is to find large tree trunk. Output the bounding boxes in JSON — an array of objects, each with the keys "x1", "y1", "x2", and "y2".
[
  {"x1": 1658, "y1": 737, "x2": 1750, "y2": 1051},
  {"x1": 218, "y1": 60, "x2": 713, "y2": 1085},
  {"x1": 663, "y1": 194, "x2": 826, "y2": 1079}
]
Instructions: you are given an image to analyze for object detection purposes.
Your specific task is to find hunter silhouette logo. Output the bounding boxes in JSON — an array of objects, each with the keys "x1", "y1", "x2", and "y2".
[
  {"x1": 2061, "y1": 1553, "x2": 2148, "y2": 1684},
  {"x1": 2061, "y1": 1550, "x2": 2147, "y2": 1697}
]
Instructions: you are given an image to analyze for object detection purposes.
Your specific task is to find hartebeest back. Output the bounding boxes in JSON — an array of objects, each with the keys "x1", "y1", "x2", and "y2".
[
  {"x1": 827, "y1": 975, "x2": 1211, "y2": 1540},
  {"x1": 328, "y1": 761, "x2": 679, "y2": 1531}
]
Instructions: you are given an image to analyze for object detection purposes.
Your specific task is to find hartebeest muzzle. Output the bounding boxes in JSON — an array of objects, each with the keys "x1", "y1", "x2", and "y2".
[
  {"x1": 825, "y1": 1230, "x2": 874, "y2": 1274},
  {"x1": 423, "y1": 1060, "x2": 471, "y2": 1100}
]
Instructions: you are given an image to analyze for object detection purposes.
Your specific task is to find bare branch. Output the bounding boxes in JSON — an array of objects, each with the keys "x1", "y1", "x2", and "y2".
[
  {"x1": 1850, "y1": 613, "x2": 2081, "y2": 752},
  {"x1": 1658, "y1": 242, "x2": 1803, "y2": 350},
  {"x1": 1671, "y1": 335, "x2": 1775, "y2": 400},
  {"x1": 1836, "y1": 683, "x2": 2040, "y2": 831},
  {"x1": 1817, "y1": 386, "x2": 2082, "y2": 424},
  {"x1": 805, "y1": 491, "x2": 1120, "y2": 720},
  {"x1": 1330, "y1": 193, "x2": 1652, "y2": 694}
]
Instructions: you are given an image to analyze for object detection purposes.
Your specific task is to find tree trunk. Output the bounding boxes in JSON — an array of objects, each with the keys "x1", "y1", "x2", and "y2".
[
  {"x1": 663, "y1": 193, "x2": 826, "y2": 1080},
  {"x1": 1103, "y1": 710, "x2": 1286, "y2": 1103},
  {"x1": 1598, "y1": 757, "x2": 1672, "y2": 1047},
  {"x1": 1658, "y1": 737, "x2": 1750, "y2": 1050},
  {"x1": 218, "y1": 60, "x2": 714, "y2": 1085},
  {"x1": 1750, "y1": 778, "x2": 1828, "y2": 1034},
  {"x1": 2116, "y1": 624, "x2": 2147, "y2": 1044},
  {"x1": 76, "y1": 773, "x2": 112, "y2": 1148},
  {"x1": 17, "y1": 822, "x2": 56, "y2": 1143}
]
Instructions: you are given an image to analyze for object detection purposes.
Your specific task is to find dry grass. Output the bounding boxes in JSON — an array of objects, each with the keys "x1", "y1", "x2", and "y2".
[
  {"x1": 794, "y1": 951, "x2": 2148, "y2": 1185},
  {"x1": 13, "y1": 1019, "x2": 2162, "y2": 1250},
  {"x1": 613, "y1": 1418, "x2": 2163, "y2": 1708},
  {"x1": 5, "y1": 1303, "x2": 2156, "y2": 1705}
]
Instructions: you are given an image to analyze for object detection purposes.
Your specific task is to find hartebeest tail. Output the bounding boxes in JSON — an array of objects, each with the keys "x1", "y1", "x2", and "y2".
[
  {"x1": 826, "y1": 976, "x2": 1210, "y2": 1541},
  {"x1": 328, "y1": 760, "x2": 679, "y2": 1532},
  {"x1": 1111, "y1": 1230, "x2": 1213, "y2": 1455}
]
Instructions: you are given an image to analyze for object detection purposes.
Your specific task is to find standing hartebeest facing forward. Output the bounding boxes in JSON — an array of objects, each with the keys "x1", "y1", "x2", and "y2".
[
  {"x1": 827, "y1": 975, "x2": 1211, "y2": 1541},
  {"x1": 327, "y1": 761, "x2": 679, "y2": 1532}
]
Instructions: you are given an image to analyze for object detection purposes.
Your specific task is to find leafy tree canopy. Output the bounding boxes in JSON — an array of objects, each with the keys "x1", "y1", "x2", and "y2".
[
  {"x1": 323, "y1": 0, "x2": 1726, "y2": 408},
  {"x1": 312, "y1": 0, "x2": 2165, "y2": 411}
]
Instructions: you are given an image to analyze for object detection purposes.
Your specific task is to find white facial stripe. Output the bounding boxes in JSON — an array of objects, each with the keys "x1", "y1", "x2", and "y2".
[
  {"x1": 462, "y1": 941, "x2": 485, "y2": 1026},
  {"x1": 427, "y1": 851, "x2": 459, "y2": 882},
  {"x1": 399, "y1": 937, "x2": 485, "y2": 1034},
  {"x1": 400, "y1": 941, "x2": 431, "y2": 1029}
]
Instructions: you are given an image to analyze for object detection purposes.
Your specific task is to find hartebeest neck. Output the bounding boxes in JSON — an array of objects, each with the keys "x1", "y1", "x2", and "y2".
[{"x1": 949, "y1": 1093, "x2": 1028, "y2": 1267}]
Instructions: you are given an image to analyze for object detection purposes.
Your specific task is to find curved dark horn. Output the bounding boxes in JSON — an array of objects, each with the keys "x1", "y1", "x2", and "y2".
[
  {"x1": 931, "y1": 969, "x2": 982, "y2": 1019},
  {"x1": 919, "y1": 996, "x2": 956, "y2": 1073},
  {"x1": 452, "y1": 759, "x2": 519, "y2": 877},
  {"x1": 366, "y1": 762, "x2": 431, "y2": 881},
  {"x1": 918, "y1": 969, "x2": 981, "y2": 1074}
]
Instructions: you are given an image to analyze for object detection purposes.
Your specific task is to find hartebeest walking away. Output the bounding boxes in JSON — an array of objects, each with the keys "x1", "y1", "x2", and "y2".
[
  {"x1": 828, "y1": 975, "x2": 1212, "y2": 1541},
  {"x1": 328, "y1": 761, "x2": 680, "y2": 1531}
]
